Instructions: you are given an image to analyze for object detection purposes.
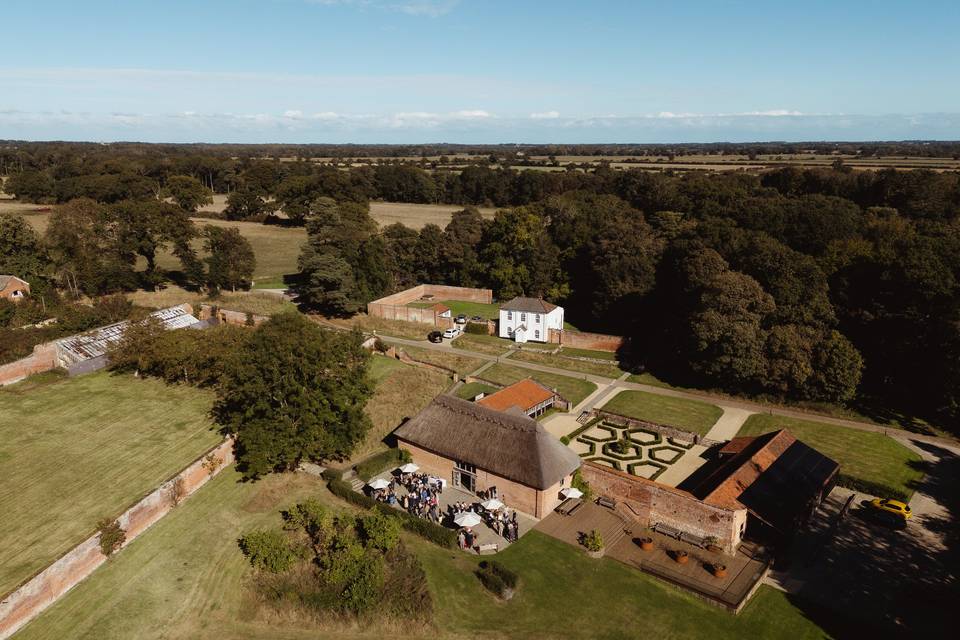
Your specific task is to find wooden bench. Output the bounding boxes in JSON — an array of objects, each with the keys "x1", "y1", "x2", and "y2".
[
  {"x1": 680, "y1": 531, "x2": 706, "y2": 548},
  {"x1": 652, "y1": 522, "x2": 681, "y2": 539},
  {"x1": 567, "y1": 500, "x2": 584, "y2": 516},
  {"x1": 597, "y1": 495, "x2": 617, "y2": 510},
  {"x1": 555, "y1": 498, "x2": 575, "y2": 515},
  {"x1": 477, "y1": 543, "x2": 499, "y2": 554}
]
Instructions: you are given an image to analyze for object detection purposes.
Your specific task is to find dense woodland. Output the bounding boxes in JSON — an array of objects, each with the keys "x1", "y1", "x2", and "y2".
[{"x1": 3, "y1": 141, "x2": 960, "y2": 434}]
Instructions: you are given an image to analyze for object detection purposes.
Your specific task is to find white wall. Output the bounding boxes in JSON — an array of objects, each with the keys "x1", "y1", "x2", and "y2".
[{"x1": 498, "y1": 306, "x2": 563, "y2": 343}]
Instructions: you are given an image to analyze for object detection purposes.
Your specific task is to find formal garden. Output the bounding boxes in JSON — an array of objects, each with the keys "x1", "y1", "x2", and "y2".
[{"x1": 563, "y1": 418, "x2": 697, "y2": 480}]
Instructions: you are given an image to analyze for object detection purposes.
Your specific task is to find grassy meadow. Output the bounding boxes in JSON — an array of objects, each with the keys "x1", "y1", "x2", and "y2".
[
  {"x1": 736, "y1": 414, "x2": 924, "y2": 498},
  {"x1": 0, "y1": 372, "x2": 220, "y2": 596}
]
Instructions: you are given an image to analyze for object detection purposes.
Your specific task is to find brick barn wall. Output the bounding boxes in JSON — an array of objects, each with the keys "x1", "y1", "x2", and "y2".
[
  {"x1": 0, "y1": 343, "x2": 58, "y2": 386},
  {"x1": 581, "y1": 462, "x2": 744, "y2": 554},
  {"x1": 398, "y1": 440, "x2": 555, "y2": 518},
  {"x1": 548, "y1": 328, "x2": 627, "y2": 352},
  {"x1": 0, "y1": 438, "x2": 235, "y2": 640}
]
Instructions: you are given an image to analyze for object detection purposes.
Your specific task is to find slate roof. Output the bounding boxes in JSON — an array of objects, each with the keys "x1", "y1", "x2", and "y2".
[
  {"x1": 499, "y1": 296, "x2": 559, "y2": 314},
  {"x1": 394, "y1": 395, "x2": 580, "y2": 489},
  {"x1": 477, "y1": 378, "x2": 556, "y2": 413}
]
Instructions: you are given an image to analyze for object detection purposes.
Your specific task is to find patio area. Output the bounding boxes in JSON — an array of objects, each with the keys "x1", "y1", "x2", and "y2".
[
  {"x1": 537, "y1": 501, "x2": 770, "y2": 610},
  {"x1": 366, "y1": 470, "x2": 538, "y2": 553}
]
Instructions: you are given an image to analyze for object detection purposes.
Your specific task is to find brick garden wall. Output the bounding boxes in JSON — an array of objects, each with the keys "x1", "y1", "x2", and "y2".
[
  {"x1": 368, "y1": 284, "x2": 493, "y2": 328},
  {"x1": 0, "y1": 343, "x2": 58, "y2": 386},
  {"x1": 548, "y1": 328, "x2": 627, "y2": 352},
  {"x1": 198, "y1": 304, "x2": 269, "y2": 327},
  {"x1": 595, "y1": 410, "x2": 711, "y2": 446},
  {"x1": 0, "y1": 438, "x2": 235, "y2": 640},
  {"x1": 581, "y1": 462, "x2": 745, "y2": 554}
]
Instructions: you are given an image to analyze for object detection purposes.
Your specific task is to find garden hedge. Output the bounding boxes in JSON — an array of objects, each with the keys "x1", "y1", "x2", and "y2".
[
  {"x1": 355, "y1": 448, "x2": 411, "y2": 481},
  {"x1": 836, "y1": 473, "x2": 910, "y2": 502}
]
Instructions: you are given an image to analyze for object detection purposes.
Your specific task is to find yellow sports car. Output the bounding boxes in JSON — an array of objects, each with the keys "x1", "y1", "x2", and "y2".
[{"x1": 867, "y1": 498, "x2": 912, "y2": 521}]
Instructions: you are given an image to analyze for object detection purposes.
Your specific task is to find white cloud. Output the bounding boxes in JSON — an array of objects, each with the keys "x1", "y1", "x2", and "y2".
[
  {"x1": 530, "y1": 110, "x2": 560, "y2": 119},
  {"x1": 453, "y1": 109, "x2": 491, "y2": 118}
]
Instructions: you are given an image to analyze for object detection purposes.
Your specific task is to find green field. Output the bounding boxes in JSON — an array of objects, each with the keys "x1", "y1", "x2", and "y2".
[
  {"x1": 0, "y1": 372, "x2": 221, "y2": 596},
  {"x1": 600, "y1": 390, "x2": 723, "y2": 436},
  {"x1": 509, "y1": 349, "x2": 627, "y2": 379},
  {"x1": 479, "y1": 364, "x2": 597, "y2": 407},
  {"x1": 16, "y1": 467, "x2": 838, "y2": 640},
  {"x1": 455, "y1": 381, "x2": 499, "y2": 400},
  {"x1": 367, "y1": 353, "x2": 408, "y2": 382},
  {"x1": 737, "y1": 414, "x2": 924, "y2": 498}
]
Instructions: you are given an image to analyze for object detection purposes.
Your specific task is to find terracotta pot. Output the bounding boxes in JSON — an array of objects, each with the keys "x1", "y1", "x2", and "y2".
[
  {"x1": 674, "y1": 551, "x2": 689, "y2": 564},
  {"x1": 640, "y1": 537, "x2": 654, "y2": 551},
  {"x1": 713, "y1": 564, "x2": 727, "y2": 578}
]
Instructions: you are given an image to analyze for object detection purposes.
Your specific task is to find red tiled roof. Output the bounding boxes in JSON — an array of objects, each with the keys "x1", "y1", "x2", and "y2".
[
  {"x1": 430, "y1": 303, "x2": 450, "y2": 313},
  {"x1": 718, "y1": 435, "x2": 755, "y2": 456},
  {"x1": 477, "y1": 378, "x2": 556, "y2": 413},
  {"x1": 702, "y1": 431, "x2": 798, "y2": 509}
]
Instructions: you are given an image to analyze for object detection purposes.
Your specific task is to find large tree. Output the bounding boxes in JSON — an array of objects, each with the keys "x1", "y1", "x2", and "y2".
[
  {"x1": 0, "y1": 214, "x2": 48, "y2": 280},
  {"x1": 214, "y1": 314, "x2": 373, "y2": 478},
  {"x1": 203, "y1": 225, "x2": 256, "y2": 291},
  {"x1": 164, "y1": 174, "x2": 213, "y2": 212}
]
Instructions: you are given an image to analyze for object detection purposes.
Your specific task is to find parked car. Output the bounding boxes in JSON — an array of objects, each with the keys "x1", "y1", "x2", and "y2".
[
  {"x1": 428, "y1": 331, "x2": 443, "y2": 343},
  {"x1": 443, "y1": 327, "x2": 462, "y2": 339},
  {"x1": 455, "y1": 314, "x2": 467, "y2": 324},
  {"x1": 865, "y1": 498, "x2": 912, "y2": 522},
  {"x1": 470, "y1": 315, "x2": 484, "y2": 322}
]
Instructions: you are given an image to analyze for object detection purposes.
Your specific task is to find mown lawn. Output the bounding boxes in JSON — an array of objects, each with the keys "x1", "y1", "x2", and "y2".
[
  {"x1": 600, "y1": 390, "x2": 723, "y2": 436},
  {"x1": 394, "y1": 344, "x2": 486, "y2": 376},
  {"x1": 451, "y1": 333, "x2": 514, "y2": 356},
  {"x1": 0, "y1": 372, "x2": 221, "y2": 596},
  {"x1": 737, "y1": 414, "x2": 924, "y2": 498},
  {"x1": 17, "y1": 468, "x2": 837, "y2": 640},
  {"x1": 509, "y1": 349, "x2": 626, "y2": 379},
  {"x1": 479, "y1": 364, "x2": 597, "y2": 407},
  {"x1": 440, "y1": 300, "x2": 500, "y2": 320},
  {"x1": 559, "y1": 346, "x2": 619, "y2": 361},
  {"x1": 455, "y1": 381, "x2": 499, "y2": 400}
]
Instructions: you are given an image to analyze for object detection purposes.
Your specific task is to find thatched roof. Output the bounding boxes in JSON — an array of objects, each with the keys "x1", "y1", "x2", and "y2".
[
  {"x1": 394, "y1": 395, "x2": 580, "y2": 490},
  {"x1": 500, "y1": 296, "x2": 558, "y2": 313}
]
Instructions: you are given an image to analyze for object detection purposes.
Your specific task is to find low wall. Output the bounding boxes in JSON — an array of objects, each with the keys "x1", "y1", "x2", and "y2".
[
  {"x1": 367, "y1": 284, "x2": 493, "y2": 328},
  {"x1": 395, "y1": 349, "x2": 459, "y2": 381},
  {"x1": 0, "y1": 343, "x2": 58, "y2": 386},
  {"x1": 548, "y1": 328, "x2": 626, "y2": 352},
  {"x1": 198, "y1": 304, "x2": 269, "y2": 327},
  {"x1": 0, "y1": 438, "x2": 235, "y2": 640},
  {"x1": 581, "y1": 462, "x2": 745, "y2": 555},
  {"x1": 595, "y1": 410, "x2": 716, "y2": 446}
]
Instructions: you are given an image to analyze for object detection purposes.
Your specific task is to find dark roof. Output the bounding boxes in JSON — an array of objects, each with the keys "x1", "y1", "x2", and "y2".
[
  {"x1": 478, "y1": 378, "x2": 556, "y2": 413},
  {"x1": 693, "y1": 430, "x2": 839, "y2": 531},
  {"x1": 394, "y1": 395, "x2": 580, "y2": 489},
  {"x1": 499, "y1": 296, "x2": 558, "y2": 313}
]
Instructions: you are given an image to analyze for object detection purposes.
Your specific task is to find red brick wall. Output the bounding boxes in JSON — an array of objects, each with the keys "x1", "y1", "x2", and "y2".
[
  {"x1": 0, "y1": 439, "x2": 235, "y2": 640},
  {"x1": 581, "y1": 462, "x2": 745, "y2": 554},
  {"x1": 397, "y1": 440, "x2": 559, "y2": 518},
  {"x1": 548, "y1": 328, "x2": 626, "y2": 352},
  {"x1": 198, "y1": 304, "x2": 268, "y2": 327},
  {"x1": 0, "y1": 278, "x2": 30, "y2": 301},
  {"x1": 368, "y1": 284, "x2": 492, "y2": 328},
  {"x1": 0, "y1": 343, "x2": 58, "y2": 386}
]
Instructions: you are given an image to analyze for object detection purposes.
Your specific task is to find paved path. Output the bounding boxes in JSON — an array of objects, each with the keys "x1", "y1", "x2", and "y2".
[
  {"x1": 346, "y1": 331, "x2": 957, "y2": 449},
  {"x1": 703, "y1": 407, "x2": 756, "y2": 442}
]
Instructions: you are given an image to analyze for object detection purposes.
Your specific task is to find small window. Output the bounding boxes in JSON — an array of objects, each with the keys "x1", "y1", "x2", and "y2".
[
  {"x1": 536, "y1": 314, "x2": 541, "y2": 323},
  {"x1": 521, "y1": 313, "x2": 526, "y2": 322},
  {"x1": 535, "y1": 330, "x2": 540, "y2": 339},
  {"x1": 507, "y1": 311, "x2": 512, "y2": 320}
]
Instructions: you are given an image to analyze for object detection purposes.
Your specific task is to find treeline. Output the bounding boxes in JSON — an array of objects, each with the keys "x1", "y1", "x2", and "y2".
[{"x1": 298, "y1": 175, "x2": 960, "y2": 433}]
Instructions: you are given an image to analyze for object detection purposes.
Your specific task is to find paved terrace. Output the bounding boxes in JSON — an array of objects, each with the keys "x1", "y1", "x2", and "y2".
[
  {"x1": 367, "y1": 470, "x2": 538, "y2": 553},
  {"x1": 536, "y1": 501, "x2": 770, "y2": 609}
]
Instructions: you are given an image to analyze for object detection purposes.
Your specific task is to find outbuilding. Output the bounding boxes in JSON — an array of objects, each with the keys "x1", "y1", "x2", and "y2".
[{"x1": 0, "y1": 275, "x2": 30, "y2": 303}]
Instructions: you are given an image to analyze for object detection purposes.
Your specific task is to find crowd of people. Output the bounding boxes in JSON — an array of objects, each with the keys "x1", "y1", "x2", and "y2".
[{"x1": 367, "y1": 469, "x2": 522, "y2": 550}]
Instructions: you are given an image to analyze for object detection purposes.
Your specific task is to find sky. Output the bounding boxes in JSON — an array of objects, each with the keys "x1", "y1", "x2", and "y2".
[{"x1": 1, "y1": 0, "x2": 958, "y2": 143}]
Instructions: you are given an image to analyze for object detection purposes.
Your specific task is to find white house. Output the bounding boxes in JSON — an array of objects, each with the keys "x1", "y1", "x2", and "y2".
[{"x1": 498, "y1": 297, "x2": 563, "y2": 343}]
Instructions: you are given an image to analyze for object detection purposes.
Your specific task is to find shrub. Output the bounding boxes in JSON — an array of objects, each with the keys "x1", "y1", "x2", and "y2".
[
  {"x1": 836, "y1": 474, "x2": 909, "y2": 502},
  {"x1": 571, "y1": 469, "x2": 594, "y2": 501},
  {"x1": 239, "y1": 528, "x2": 300, "y2": 573},
  {"x1": 97, "y1": 518, "x2": 126, "y2": 556},
  {"x1": 321, "y1": 467, "x2": 344, "y2": 481},
  {"x1": 359, "y1": 511, "x2": 401, "y2": 552},
  {"x1": 464, "y1": 322, "x2": 488, "y2": 335},
  {"x1": 167, "y1": 476, "x2": 186, "y2": 507},
  {"x1": 560, "y1": 435, "x2": 570, "y2": 445},
  {"x1": 582, "y1": 529, "x2": 604, "y2": 552},
  {"x1": 476, "y1": 561, "x2": 519, "y2": 599},
  {"x1": 355, "y1": 448, "x2": 408, "y2": 481}
]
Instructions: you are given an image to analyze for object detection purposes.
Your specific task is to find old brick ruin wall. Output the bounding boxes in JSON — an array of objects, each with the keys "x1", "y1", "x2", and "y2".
[
  {"x1": 0, "y1": 343, "x2": 58, "y2": 386},
  {"x1": 547, "y1": 328, "x2": 627, "y2": 353},
  {"x1": 0, "y1": 438, "x2": 235, "y2": 640},
  {"x1": 581, "y1": 462, "x2": 746, "y2": 554},
  {"x1": 367, "y1": 284, "x2": 493, "y2": 328}
]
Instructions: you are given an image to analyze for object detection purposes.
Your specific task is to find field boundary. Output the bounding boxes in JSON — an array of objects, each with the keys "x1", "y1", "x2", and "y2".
[{"x1": 0, "y1": 437, "x2": 235, "y2": 640}]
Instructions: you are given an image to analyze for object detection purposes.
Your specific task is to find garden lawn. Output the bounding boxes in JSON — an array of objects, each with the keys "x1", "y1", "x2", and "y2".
[
  {"x1": 479, "y1": 364, "x2": 597, "y2": 407},
  {"x1": 600, "y1": 390, "x2": 723, "y2": 436},
  {"x1": 0, "y1": 372, "x2": 220, "y2": 596},
  {"x1": 455, "y1": 381, "x2": 499, "y2": 400},
  {"x1": 737, "y1": 414, "x2": 924, "y2": 499},
  {"x1": 509, "y1": 349, "x2": 626, "y2": 379},
  {"x1": 17, "y1": 469, "x2": 838, "y2": 640},
  {"x1": 451, "y1": 333, "x2": 514, "y2": 356},
  {"x1": 439, "y1": 300, "x2": 500, "y2": 320},
  {"x1": 559, "y1": 346, "x2": 619, "y2": 361}
]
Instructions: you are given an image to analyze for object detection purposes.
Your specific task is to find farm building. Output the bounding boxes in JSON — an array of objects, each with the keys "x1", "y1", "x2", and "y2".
[
  {"x1": 429, "y1": 302, "x2": 451, "y2": 318},
  {"x1": 394, "y1": 395, "x2": 580, "y2": 517},
  {"x1": 0, "y1": 275, "x2": 30, "y2": 302},
  {"x1": 498, "y1": 296, "x2": 563, "y2": 343},
  {"x1": 477, "y1": 378, "x2": 559, "y2": 418}
]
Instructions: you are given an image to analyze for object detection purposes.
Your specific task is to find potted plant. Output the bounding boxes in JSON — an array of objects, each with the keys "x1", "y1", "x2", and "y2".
[
  {"x1": 703, "y1": 536, "x2": 722, "y2": 554},
  {"x1": 673, "y1": 549, "x2": 689, "y2": 565},
  {"x1": 712, "y1": 563, "x2": 727, "y2": 578},
  {"x1": 639, "y1": 536, "x2": 654, "y2": 552},
  {"x1": 583, "y1": 529, "x2": 605, "y2": 559}
]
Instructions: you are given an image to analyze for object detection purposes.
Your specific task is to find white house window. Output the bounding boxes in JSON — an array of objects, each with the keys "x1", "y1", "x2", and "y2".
[
  {"x1": 521, "y1": 313, "x2": 526, "y2": 322},
  {"x1": 536, "y1": 313, "x2": 541, "y2": 323},
  {"x1": 535, "y1": 330, "x2": 540, "y2": 339},
  {"x1": 507, "y1": 311, "x2": 512, "y2": 320}
]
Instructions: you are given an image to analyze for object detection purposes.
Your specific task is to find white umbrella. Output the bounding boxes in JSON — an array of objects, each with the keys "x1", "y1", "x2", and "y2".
[
  {"x1": 561, "y1": 487, "x2": 583, "y2": 499},
  {"x1": 454, "y1": 512, "x2": 483, "y2": 528},
  {"x1": 398, "y1": 463, "x2": 419, "y2": 473},
  {"x1": 367, "y1": 478, "x2": 390, "y2": 490},
  {"x1": 481, "y1": 498, "x2": 505, "y2": 511}
]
